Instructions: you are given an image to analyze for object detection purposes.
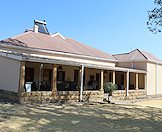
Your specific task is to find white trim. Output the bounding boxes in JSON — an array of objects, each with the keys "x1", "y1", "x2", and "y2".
[
  {"x1": 50, "y1": 32, "x2": 66, "y2": 40},
  {"x1": 126, "y1": 70, "x2": 129, "y2": 96},
  {"x1": 34, "y1": 20, "x2": 47, "y2": 25},
  {"x1": 0, "y1": 44, "x2": 118, "y2": 62},
  {"x1": 0, "y1": 50, "x2": 22, "y2": 61},
  {"x1": 80, "y1": 65, "x2": 84, "y2": 101}
]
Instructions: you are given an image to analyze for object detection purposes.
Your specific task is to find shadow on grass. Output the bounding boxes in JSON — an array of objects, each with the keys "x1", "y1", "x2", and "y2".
[{"x1": 0, "y1": 102, "x2": 162, "y2": 132}]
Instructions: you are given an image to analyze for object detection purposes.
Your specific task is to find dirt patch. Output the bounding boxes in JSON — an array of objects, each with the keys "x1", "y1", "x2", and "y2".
[
  {"x1": 0, "y1": 102, "x2": 162, "y2": 131},
  {"x1": 134, "y1": 99, "x2": 162, "y2": 108}
]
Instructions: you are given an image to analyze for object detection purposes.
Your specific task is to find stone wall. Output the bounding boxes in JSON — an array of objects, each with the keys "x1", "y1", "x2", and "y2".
[
  {"x1": 20, "y1": 90, "x2": 104, "y2": 104},
  {"x1": 112, "y1": 90, "x2": 147, "y2": 100}
]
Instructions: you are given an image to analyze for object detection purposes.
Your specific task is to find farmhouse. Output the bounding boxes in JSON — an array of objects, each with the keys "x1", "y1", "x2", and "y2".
[{"x1": 0, "y1": 20, "x2": 161, "y2": 103}]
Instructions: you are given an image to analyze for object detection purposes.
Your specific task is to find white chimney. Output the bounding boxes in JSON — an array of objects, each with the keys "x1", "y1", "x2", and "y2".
[{"x1": 33, "y1": 24, "x2": 38, "y2": 33}]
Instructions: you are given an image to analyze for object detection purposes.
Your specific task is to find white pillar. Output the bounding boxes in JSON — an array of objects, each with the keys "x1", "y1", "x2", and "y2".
[
  {"x1": 80, "y1": 65, "x2": 84, "y2": 101},
  {"x1": 126, "y1": 70, "x2": 129, "y2": 96},
  {"x1": 136, "y1": 73, "x2": 138, "y2": 90},
  {"x1": 113, "y1": 71, "x2": 115, "y2": 84},
  {"x1": 101, "y1": 70, "x2": 104, "y2": 91},
  {"x1": 38, "y1": 63, "x2": 43, "y2": 90}
]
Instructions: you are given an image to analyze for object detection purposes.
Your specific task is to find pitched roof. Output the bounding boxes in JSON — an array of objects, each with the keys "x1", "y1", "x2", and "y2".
[
  {"x1": 0, "y1": 31, "x2": 116, "y2": 61},
  {"x1": 113, "y1": 49, "x2": 162, "y2": 63}
]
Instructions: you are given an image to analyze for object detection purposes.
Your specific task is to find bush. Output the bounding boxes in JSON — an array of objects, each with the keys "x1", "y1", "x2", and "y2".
[{"x1": 103, "y1": 82, "x2": 118, "y2": 95}]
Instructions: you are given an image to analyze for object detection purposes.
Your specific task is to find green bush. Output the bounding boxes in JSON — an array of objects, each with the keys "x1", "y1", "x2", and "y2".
[{"x1": 103, "y1": 82, "x2": 118, "y2": 95}]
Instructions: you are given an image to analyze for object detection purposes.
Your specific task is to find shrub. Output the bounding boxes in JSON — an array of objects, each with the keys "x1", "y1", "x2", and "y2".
[{"x1": 103, "y1": 82, "x2": 118, "y2": 95}]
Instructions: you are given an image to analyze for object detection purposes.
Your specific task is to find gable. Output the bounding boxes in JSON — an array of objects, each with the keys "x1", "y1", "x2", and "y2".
[{"x1": 129, "y1": 49, "x2": 147, "y2": 61}]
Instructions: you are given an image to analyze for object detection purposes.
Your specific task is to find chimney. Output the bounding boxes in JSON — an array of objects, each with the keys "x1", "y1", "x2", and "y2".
[
  {"x1": 33, "y1": 24, "x2": 38, "y2": 33},
  {"x1": 33, "y1": 20, "x2": 49, "y2": 34}
]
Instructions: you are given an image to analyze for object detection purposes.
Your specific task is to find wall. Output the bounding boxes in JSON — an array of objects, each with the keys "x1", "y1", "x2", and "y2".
[
  {"x1": 26, "y1": 62, "x2": 40, "y2": 82},
  {"x1": 112, "y1": 90, "x2": 146, "y2": 100},
  {"x1": 104, "y1": 71, "x2": 113, "y2": 83},
  {"x1": 61, "y1": 65, "x2": 79, "y2": 82},
  {"x1": 138, "y1": 73, "x2": 145, "y2": 89},
  {"x1": 147, "y1": 63, "x2": 156, "y2": 95},
  {"x1": 116, "y1": 62, "x2": 132, "y2": 69},
  {"x1": 130, "y1": 73, "x2": 135, "y2": 88},
  {"x1": 25, "y1": 62, "x2": 80, "y2": 83},
  {"x1": 157, "y1": 65, "x2": 162, "y2": 94},
  {"x1": 0, "y1": 56, "x2": 20, "y2": 92},
  {"x1": 84, "y1": 68, "x2": 101, "y2": 86},
  {"x1": 115, "y1": 72, "x2": 126, "y2": 89},
  {"x1": 116, "y1": 62, "x2": 147, "y2": 70},
  {"x1": 133, "y1": 62, "x2": 147, "y2": 70},
  {"x1": 20, "y1": 90, "x2": 104, "y2": 103}
]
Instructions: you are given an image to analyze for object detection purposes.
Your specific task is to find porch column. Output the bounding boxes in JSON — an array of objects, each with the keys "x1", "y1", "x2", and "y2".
[
  {"x1": 52, "y1": 64, "x2": 57, "y2": 95},
  {"x1": 126, "y1": 70, "x2": 129, "y2": 96},
  {"x1": 18, "y1": 61, "x2": 25, "y2": 94},
  {"x1": 101, "y1": 69, "x2": 104, "y2": 91},
  {"x1": 135, "y1": 73, "x2": 139, "y2": 90},
  {"x1": 144, "y1": 74, "x2": 147, "y2": 90},
  {"x1": 80, "y1": 65, "x2": 84, "y2": 101},
  {"x1": 113, "y1": 71, "x2": 115, "y2": 84}
]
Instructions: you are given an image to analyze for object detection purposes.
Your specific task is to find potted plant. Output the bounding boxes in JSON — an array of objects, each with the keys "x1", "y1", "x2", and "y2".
[{"x1": 103, "y1": 82, "x2": 118, "y2": 103}]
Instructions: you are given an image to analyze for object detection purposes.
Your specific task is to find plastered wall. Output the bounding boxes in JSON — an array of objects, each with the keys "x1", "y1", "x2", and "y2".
[
  {"x1": 0, "y1": 56, "x2": 20, "y2": 92},
  {"x1": 147, "y1": 63, "x2": 156, "y2": 95},
  {"x1": 157, "y1": 65, "x2": 162, "y2": 94}
]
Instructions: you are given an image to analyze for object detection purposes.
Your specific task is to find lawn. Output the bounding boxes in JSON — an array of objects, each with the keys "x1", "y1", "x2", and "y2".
[{"x1": 0, "y1": 101, "x2": 162, "y2": 132}]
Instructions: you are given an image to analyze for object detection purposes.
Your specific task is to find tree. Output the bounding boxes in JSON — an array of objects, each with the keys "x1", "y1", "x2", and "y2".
[
  {"x1": 147, "y1": 0, "x2": 162, "y2": 33},
  {"x1": 103, "y1": 82, "x2": 117, "y2": 103}
]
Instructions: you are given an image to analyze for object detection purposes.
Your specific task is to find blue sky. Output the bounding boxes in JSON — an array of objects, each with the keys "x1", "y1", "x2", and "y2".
[{"x1": 0, "y1": 0, "x2": 161, "y2": 59}]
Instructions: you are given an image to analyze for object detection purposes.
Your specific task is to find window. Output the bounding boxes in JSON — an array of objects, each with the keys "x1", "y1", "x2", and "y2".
[
  {"x1": 90, "y1": 75, "x2": 95, "y2": 81},
  {"x1": 96, "y1": 73, "x2": 100, "y2": 90},
  {"x1": 43, "y1": 69, "x2": 52, "y2": 81},
  {"x1": 109, "y1": 72, "x2": 112, "y2": 82},
  {"x1": 121, "y1": 74, "x2": 124, "y2": 85},
  {"x1": 57, "y1": 71, "x2": 65, "y2": 81},
  {"x1": 74, "y1": 70, "x2": 79, "y2": 84},
  {"x1": 25, "y1": 68, "x2": 34, "y2": 82}
]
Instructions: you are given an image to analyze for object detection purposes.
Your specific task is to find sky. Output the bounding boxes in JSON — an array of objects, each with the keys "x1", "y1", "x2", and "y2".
[{"x1": 0, "y1": 0, "x2": 162, "y2": 59}]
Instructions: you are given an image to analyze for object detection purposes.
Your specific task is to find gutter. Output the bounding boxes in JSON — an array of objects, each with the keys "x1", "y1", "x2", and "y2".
[{"x1": 117, "y1": 59, "x2": 162, "y2": 65}]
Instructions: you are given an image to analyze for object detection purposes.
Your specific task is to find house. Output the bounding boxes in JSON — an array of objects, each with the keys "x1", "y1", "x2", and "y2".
[
  {"x1": 0, "y1": 20, "x2": 161, "y2": 103},
  {"x1": 114, "y1": 49, "x2": 162, "y2": 97}
]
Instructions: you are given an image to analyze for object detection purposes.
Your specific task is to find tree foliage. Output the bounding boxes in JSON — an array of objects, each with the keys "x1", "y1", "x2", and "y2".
[
  {"x1": 103, "y1": 82, "x2": 117, "y2": 94},
  {"x1": 147, "y1": 0, "x2": 162, "y2": 33}
]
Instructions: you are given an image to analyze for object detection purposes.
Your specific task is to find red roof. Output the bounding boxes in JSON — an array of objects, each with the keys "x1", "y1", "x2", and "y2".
[
  {"x1": 113, "y1": 49, "x2": 162, "y2": 63},
  {"x1": 0, "y1": 31, "x2": 116, "y2": 61}
]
